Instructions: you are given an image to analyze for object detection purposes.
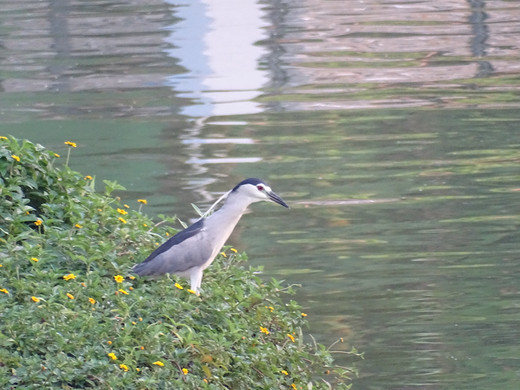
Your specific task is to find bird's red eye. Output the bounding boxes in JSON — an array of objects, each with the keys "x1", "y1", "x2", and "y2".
[{"x1": 256, "y1": 185, "x2": 264, "y2": 191}]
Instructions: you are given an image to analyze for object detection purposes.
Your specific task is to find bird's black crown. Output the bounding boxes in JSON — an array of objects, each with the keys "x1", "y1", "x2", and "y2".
[{"x1": 231, "y1": 178, "x2": 265, "y2": 192}]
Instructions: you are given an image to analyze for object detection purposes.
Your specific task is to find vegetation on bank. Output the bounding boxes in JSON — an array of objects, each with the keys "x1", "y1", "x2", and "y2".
[{"x1": 0, "y1": 137, "x2": 359, "y2": 389}]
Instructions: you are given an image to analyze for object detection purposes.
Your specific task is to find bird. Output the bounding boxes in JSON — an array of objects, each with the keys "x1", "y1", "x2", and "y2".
[{"x1": 132, "y1": 178, "x2": 289, "y2": 293}]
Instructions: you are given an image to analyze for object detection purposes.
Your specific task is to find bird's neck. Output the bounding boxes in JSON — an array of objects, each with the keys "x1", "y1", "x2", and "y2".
[
  {"x1": 206, "y1": 192, "x2": 254, "y2": 234},
  {"x1": 202, "y1": 193, "x2": 254, "y2": 254},
  {"x1": 217, "y1": 192, "x2": 254, "y2": 217}
]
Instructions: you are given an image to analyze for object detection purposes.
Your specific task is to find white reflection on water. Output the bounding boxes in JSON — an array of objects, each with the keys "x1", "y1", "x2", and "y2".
[
  {"x1": 181, "y1": 138, "x2": 255, "y2": 145},
  {"x1": 186, "y1": 157, "x2": 262, "y2": 165},
  {"x1": 163, "y1": 0, "x2": 269, "y2": 117}
]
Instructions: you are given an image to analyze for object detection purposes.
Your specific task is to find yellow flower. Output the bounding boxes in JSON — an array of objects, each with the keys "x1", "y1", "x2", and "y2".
[
  {"x1": 259, "y1": 326, "x2": 270, "y2": 335},
  {"x1": 34, "y1": 219, "x2": 43, "y2": 226},
  {"x1": 107, "y1": 352, "x2": 117, "y2": 360},
  {"x1": 119, "y1": 364, "x2": 129, "y2": 372},
  {"x1": 266, "y1": 306, "x2": 274, "y2": 312},
  {"x1": 31, "y1": 257, "x2": 39, "y2": 262},
  {"x1": 0, "y1": 136, "x2": 7, "y2": 140},
  {"x1": 123, "y1": 204, "x2": 130, "y2": 209},
  {"x1": 220, "y1": 251, "x2": 227, "y2": 258},
  {"x1": 11, "y1": 155, "x2": 20, "y2": 162},
  {"x1": 230, "y1": 248, "x2": 238, "y2": 253},
  {"x1": 54, "y1": 153, "x2": 60, "y2": 158},
  {"x1": 84, "y1": 175, "x2": 93, "y2": 180},
  {"x1": 31, "y1": 296, "x2": 40, "y2": 303},
  {"x1": 0, "y1": 288, "x2": 9, "y2": 294},
  {"x1": 113, "y1": 275, "x2": 124, "y2": 283},
  {"x1": 301, "y1": 312, "x2": 308, "y2": 317},
  {"x1": 174, "y1": 282, "x2": 183, "y2": 290},
  {"x1": 75, "y1": 223, "x2": 82, "y2": 229},
  {"x1": 117, "y1": 208, "x2": 128, "y2": 215},
  {"x1": 64, "y1": 141, "x2": 77, "y2": 148},
  {"x1": 287, "y1": 333, "x2": 295, "y2": 342},
  {"x1": 281, "y1": 370, "x2": 289, "y2": 376},
  {"x1": 89, "y1": 297, "x2": 96, "y2": 304},
  {"x1": 118, "y1": 217, "x2": 127, "y2": 224},
  {"x1": 107, "y1": 341, "x2": 112, "y2": 345},
  {"x1": 291, "y1": 384, "x2": 298, "y2": 390},
  {"x1": 118, "y1": 289, "x2": 129, "y2": 295},
  {"x1": 63, "y1": 273, "x2": 76, "y2": 281},
  {"x1": 187, "y1": 289, "x2": 197, "y2": 295},
  {"x1": 137, "y1": 199, "x2": 147, "y2": 205},
  {"x1": 153, "y1": 361, "x2": 164, "y2": 367},
  {"x1": 66, "y1": 293, "x2": 74, "y2": 300},
  {"x1": 182, "y1": 368, "x2": 189, "y2": 375},
  {"x1": 129, "y1": 276, "x2": 136, "y2": 280}
]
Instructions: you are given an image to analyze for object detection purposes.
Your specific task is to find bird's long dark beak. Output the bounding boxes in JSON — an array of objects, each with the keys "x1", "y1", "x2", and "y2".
[{"x1": 268, "y1": 191, "x2": 289, "y2": 208}]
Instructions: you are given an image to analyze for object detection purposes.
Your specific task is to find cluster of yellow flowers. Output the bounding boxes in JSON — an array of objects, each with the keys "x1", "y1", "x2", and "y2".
[
  {"x1": 106, "y1": 352, "x2": 192, "y2": 375},
  {"x1": 0, "y1": 263, "x2": 306, "y2": 387},
  {"x1": 173, "y1": 282, "x2": 198, "y2": 295},
  {"x1": 20, "y1": 272, "x2": 141, "y2": 308},
  {"x1": 253, "y1": 304, "x2": 305, "y2": 388},
  {"x1": 1, "y1": 139, "x2": 80, "y2": 164},
  {"x1": 220, "y1": 247, "x2": 239, "y2": 259}
]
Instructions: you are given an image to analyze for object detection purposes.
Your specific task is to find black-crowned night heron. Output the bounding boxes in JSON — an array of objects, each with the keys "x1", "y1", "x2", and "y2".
[{"x1": 132, "y1": 178, "x2": 288, "y2": 293}]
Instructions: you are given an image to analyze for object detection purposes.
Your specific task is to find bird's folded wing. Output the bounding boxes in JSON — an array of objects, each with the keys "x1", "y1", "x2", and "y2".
[{"x1": 133, "y1": 218, "x2": 213, "y2": 275}]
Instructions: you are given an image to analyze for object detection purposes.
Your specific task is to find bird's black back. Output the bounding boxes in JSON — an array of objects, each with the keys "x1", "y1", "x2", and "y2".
[{"x1": 139, "y1": 218, "x2": 205, "y2": 264}]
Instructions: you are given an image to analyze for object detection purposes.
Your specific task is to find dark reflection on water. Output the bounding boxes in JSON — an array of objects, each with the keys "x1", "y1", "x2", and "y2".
[{"x1": 1, "y1": 0, "x2": 520, "y2": 389}]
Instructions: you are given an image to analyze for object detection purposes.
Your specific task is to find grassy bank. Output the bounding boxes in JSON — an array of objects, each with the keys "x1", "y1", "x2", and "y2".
[{"x1": 0, "y1": 137, "x2": 358, "y2": 389}]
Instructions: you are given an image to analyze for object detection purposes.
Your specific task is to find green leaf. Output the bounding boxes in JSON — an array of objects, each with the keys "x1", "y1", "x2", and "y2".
[{"x1": 102, "y1": 179, "x2": 126, "y2": 195}]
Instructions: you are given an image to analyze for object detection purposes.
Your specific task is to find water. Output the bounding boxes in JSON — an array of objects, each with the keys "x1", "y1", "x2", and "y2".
[{"x1": 1, "y1": 0, "x2": 520, "y2": 389}]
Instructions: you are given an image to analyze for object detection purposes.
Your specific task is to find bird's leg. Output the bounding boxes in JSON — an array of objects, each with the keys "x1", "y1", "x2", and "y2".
[{"x1": 190, "y1": 268, "x2": 203, "y2": 295}]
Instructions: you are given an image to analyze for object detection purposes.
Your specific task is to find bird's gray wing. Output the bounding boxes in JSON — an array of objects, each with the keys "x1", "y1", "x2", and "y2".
[{"x1": 133, "y1": 218, "x2": 213, "y2": 276}]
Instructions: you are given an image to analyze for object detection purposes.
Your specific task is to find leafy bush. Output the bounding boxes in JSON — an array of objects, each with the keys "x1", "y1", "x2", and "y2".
[{"x1": 0, "y1": 137, "x2": 358, "y2": 389}]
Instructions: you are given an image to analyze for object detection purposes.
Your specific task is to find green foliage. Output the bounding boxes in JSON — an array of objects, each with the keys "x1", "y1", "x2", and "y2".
[{"x1": 0, "y1": 137, "x2": 358, "y2": 389}]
